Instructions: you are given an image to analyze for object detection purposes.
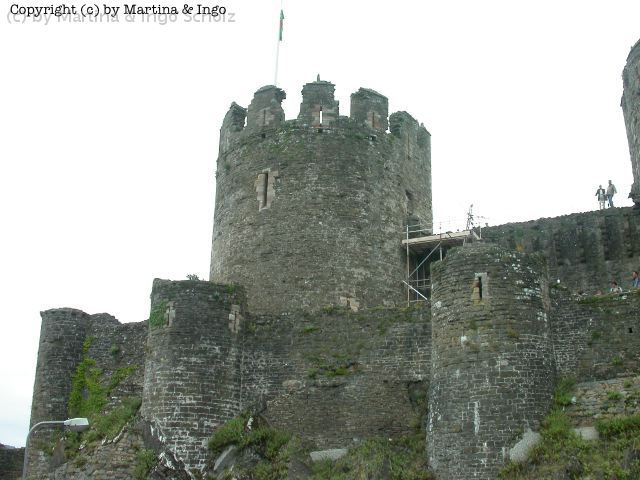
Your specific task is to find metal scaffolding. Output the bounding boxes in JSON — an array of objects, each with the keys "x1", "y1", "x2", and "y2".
[{"x1": 402, "y1": 225, "x2": 481, "y2": 305}]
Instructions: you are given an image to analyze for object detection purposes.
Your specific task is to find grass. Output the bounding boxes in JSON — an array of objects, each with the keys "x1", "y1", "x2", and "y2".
[
  {"x1": 499, "y1": 383, "x2": 640, "y2": 479},
  {"x1": 209, "y1": 414, "x2": 291, "y2": 460},
  {"x1": 607, "y1": 391, "x2": 624, "y2": 402},
  {"x1": 133, "y1": 449, "x2": 156, "y2": 480},
  {"x1": 310, "y1": 435, "x2": 433, "y2": 480},
  {"x1": 208, "y1": 414, "x2": 293, "y2": 479},
  {"x1": 554, "y1": 377, "x2": 576, "y2": 407}
]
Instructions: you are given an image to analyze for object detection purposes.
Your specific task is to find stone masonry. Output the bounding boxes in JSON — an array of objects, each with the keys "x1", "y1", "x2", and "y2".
[{"x1": 622, "y1": 38, "x2": 640, "y2": 205}]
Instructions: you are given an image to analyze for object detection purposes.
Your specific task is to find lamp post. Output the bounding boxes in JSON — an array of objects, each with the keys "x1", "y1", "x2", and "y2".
[{"x1": 22, "y1": 418, "x2": 90, "y2": 479}]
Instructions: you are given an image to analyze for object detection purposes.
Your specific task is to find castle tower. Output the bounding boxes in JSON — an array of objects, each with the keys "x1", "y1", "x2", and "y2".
[
  {"x1": 622, "y1": 38, "x2": 640, "y2": 205},
  {"x1": 25, "y1": 309, "x2": 91, "y2": 478},
  {"x1": 209, "y1": 79, "x2": 432, "y2": 314},
  {"x1": 428, "y1": 243, "x2": 555, "y2": 480},
  {"x1": 141, "y1": 279, "x2": 245, "y2": 474}
]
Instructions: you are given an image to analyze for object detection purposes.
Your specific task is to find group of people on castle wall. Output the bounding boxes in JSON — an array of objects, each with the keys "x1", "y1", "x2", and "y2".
[
  {"x1": 595, "y1": 180, "x2": 617, "y2": 209},
  {"x1": 605, "y1": 270, "x2": 640, "y2": 294}
]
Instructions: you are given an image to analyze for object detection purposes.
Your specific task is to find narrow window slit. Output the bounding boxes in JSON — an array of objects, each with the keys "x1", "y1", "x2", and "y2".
[{"x1": 261, "y1": 172, "x2": 268, "y2": 208}]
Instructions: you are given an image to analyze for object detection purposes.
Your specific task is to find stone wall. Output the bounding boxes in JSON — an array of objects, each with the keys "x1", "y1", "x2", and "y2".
[
  {"x1": 551, "y1": 288, "x2": 640, "y2": 381},
  {"x1": 622, "y1": 38, "x2": 640, "y2": 205},
  {"x1": 428, "y1": 243, "x2": 555, "y2": 480},
  {"x1": 242, "y1": 306, "x2": 431, "y2": 448},
  {"x1": 482, "y1": 208, "x2": 640, "y2": 294},
  {"x1": 139, "y1": 279, "x2": 430, "y2": 475},
  {"x1": 0, "y1": 445, "x2": 24, "y2": 480},
  {"x1": 210, "y1": 80, "x2": 431, "y2": 314},
  {"x1": 567, "y1": 376, "x2": 640, "y2": 426},
  {"x1": 26, "y1": 310, "x2": 146, "y2": 479}
]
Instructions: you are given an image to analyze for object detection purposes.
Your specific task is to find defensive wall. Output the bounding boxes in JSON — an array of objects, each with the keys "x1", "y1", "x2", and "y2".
[
  {"x1": 141, "y1": 279, "x2": 430, "y2": 472},
  {"x1": 482, "y1": 207, "x2": 640, "y2": 294},
  {"x1": 0, "y1": 445, "x2": 23, "y2": 480},
  {"x1": 210, "y1": 80, "x2": 432, "y2": 315}
]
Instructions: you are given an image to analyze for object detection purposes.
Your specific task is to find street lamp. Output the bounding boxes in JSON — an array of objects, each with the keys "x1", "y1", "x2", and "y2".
[{"x1": 22, "y1": 418, "x2": 90, "y2": 479}]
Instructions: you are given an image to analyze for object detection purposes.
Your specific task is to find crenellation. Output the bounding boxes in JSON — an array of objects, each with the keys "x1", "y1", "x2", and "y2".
[
  {"x1": 246, "y1": 85, "x2": 286, "y2": 130},
  {"x1": 350, "y1": 87, "x2": 389, "y2": 131},
  {"x1": 298, "y1": 78, "x2": 339, "y2": 126},
  {"x1": 218, "y1": 102, "x2": 247, "y2": 156}
]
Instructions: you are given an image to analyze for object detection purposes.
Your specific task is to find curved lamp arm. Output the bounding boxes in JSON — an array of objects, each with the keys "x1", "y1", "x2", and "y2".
[{"x1": 22, "y1": 418, "x2": 89, "y2": 479}]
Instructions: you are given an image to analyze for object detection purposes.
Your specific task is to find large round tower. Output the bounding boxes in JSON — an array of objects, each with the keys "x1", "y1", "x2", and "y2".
[
  {"x1": 210, "y1": 79, "x2": 432, "y2": 314},
  {"x1": 622, "y1": 38, "x2": 640, "y2": 205}
]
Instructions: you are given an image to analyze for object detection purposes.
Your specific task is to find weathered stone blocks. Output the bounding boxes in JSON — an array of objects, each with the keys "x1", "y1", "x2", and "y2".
[{"x1": 428, "y1": 243, "x2": 555, "y2": 480}]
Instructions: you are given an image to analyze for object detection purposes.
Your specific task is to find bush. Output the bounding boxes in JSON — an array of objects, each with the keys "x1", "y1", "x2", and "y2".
[
  {"x1": 596, "y1": 415, "x2": 640, "y2": 439},
  {"x1": 554, "y1": 378, "x2": 576, "y2": 407},
  {"x1": 133, "y1": 449, "x2": 156, "y2": 480}
]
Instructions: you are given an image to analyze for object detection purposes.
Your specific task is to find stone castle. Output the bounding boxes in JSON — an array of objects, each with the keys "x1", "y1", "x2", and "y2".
[{"x1": 18, "y1": 39, "x2": 640, "y2": 480}]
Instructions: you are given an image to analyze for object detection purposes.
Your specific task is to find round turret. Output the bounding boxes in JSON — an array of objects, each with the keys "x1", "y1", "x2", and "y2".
[{"x1": 428, "y1": 243, "x2": 555, "y2": 480}]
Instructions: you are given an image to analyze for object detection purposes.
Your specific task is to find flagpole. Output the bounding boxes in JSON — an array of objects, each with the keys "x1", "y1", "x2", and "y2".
[{"x1": 274, "y1": 0, "x2": 283, "y2": 86}]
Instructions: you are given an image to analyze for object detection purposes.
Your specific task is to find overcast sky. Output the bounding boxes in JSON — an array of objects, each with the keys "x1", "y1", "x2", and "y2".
[{"x1": 1, "y1": 0, "x2": 639, "y2": 447}]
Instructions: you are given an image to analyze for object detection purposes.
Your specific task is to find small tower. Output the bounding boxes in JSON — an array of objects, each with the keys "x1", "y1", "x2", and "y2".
[{"x1": 428, "y1": 243, "x2": 554, "y2": 480}]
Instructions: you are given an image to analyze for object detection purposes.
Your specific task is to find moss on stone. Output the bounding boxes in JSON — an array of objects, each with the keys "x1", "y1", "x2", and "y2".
[{"x1": 148, "y1": 301, "x2": 168, "y2": 329}]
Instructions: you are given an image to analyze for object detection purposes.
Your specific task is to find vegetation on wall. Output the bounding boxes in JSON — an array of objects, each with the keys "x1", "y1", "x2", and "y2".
[
  {"x1": 64, "y1": 336, "x2": 141, "y2": 453},
  {"x1": 500, "y1": 379, "x2": 640, "y2": 479},
  {"x1": 148, "y1": 301, "x2": 168, "y2": 329},
  {"x1": 310, "y1": 435, "x2": 432, "y2": 480}
]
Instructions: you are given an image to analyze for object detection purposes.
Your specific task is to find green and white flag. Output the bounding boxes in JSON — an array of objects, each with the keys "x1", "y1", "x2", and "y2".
[{"x1": 278, "y1": 9, "x2": 284, "y2": 41}]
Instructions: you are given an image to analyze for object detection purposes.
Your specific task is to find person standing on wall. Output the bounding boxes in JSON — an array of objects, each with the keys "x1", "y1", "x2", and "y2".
[
  {"x1": 606, "y1": 180, "x2": 617, "y2": 208},
  {"x1": 595, "y1": 185, "x2": 606, "y2": 210}
]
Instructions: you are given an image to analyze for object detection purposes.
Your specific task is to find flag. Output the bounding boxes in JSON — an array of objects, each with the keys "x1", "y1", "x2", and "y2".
[{"x1": 278, "y1": 9, "x2": 284, "y2": 41}]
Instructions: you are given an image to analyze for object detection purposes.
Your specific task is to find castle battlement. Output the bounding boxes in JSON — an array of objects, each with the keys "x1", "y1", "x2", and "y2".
[{"x1": 218, "y1": 79, "x2": 430, "y2": 157}]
